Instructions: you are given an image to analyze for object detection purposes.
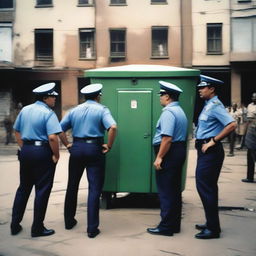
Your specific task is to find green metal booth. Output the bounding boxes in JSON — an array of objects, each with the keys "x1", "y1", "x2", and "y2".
[{"x1": 84, "y1": 65, "x2": 200, "y2": 208}]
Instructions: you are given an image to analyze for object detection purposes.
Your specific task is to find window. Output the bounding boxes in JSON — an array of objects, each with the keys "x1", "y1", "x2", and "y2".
[
  {"x1": 151, "y1": 26, "x2": 168, "y2": 57},
  {"x1": 0, "y1": 0, "x2": 13, "y2": 9},
  {"x1": 0, "y1": 23, "x2": 12, "y2": 62},
  {"x1": 207, "y1": 23, "x2": 222, "y2": 54},
  {"x1": 110, "y1": 0, "x2": 126, "y2": 4},
  {"x1": 151, "y1": 0, "x2": 167, "y2": 4},
  {"x1": 79, "y1": 28, "x2": 96, "y2": 59},
  {"x1": 36, "y1": 0, "x2": 52, "y2": 6},
  {"x1": 110, "y1": 29, "x2": 126, "y2": 58},
  {"x1": 78, "y1": 0, "x2": 94, "y2": 5},
  {"x1": 35, "y1": 29, "x2": 53, "y2": 60}
]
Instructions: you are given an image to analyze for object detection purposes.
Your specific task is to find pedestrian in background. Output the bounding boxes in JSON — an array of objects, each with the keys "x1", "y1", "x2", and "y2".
[
  {"x1": 242, "y1": 92, "x2": 256, "y2": 183},
  {"x1": 10, "y1": 83, "x2": 62, "y2": 237},
  {"x1": 3, "y1": 114, "x2": 13, "y2": 145},
  {"x1": 194, "y1": 75, "x2": 236, "y2": 239},
  {"x1": 236, "y1": 103, "x2": 247, "y2": 149},
  {"x1": 147, "y1": 81, "x2": 188, "y2": 237},
  {"x1": 226, "y1": 103, "x2": 239, "y2": 157},
  {"x1": 59, "y1": 83, "x2": 117, "y2": 238}
]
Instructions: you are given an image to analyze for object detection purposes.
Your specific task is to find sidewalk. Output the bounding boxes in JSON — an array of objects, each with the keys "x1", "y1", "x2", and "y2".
[{"x1": 0, "y1": 142, "x2": 255, "y2": 256}]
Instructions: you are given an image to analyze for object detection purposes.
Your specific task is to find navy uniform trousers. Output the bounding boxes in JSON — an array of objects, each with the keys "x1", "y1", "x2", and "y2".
[
  {"x1": 64, "y1": 140, "x2": 105, "y2": 233},
  {"x1": 195, "y1": 141, "x2": 224, "y2": 233},
  {"x1": 11, "y1": 144, "x2": 56, "y2": 232},
  {"x1": 154, "y1": 141, "x2": 186, "y2": 232}
]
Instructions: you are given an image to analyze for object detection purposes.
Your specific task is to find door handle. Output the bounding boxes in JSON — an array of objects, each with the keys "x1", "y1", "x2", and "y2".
[{"x1": 143, "y1": 133, "x2": 151, "y2": 138}]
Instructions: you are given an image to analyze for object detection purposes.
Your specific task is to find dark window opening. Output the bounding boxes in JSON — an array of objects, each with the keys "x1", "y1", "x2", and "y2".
[{"x1": 35, "y1": 29, "x2": 53, "y2": 60}]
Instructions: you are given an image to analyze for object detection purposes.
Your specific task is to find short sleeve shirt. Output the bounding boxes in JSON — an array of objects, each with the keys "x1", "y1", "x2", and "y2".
[
  {"x1": 13, "y1": 101, "x2": 62, "y2": 141},
  {"x1": 153, "y1": 102, "x2": 188, "y2": 145},
  {"x1": 196, "y1": 96, "x2": 234, "y2": 139},
  {"x1": 60, "y1": 100, "x2": 116, "y2": 138}
]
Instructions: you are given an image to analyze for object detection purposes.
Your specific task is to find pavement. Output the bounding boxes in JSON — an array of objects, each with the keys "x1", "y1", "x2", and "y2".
[{"x1": 0, "y1": 141, "x2": 255, "y2": 256}]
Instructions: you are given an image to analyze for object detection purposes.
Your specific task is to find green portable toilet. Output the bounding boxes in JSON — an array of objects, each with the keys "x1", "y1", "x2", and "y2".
[{"x1": 84, "y1": 65, "x2": 200, "y2": 207}]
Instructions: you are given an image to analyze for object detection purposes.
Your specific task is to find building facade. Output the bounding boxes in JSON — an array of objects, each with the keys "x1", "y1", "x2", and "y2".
[{"x1": 0, "y1": 0, "x2": 255, "y2": 127}]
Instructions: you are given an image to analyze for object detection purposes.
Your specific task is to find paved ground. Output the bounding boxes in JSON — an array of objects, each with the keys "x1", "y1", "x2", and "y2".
[{"x1": 0, "y1": 142, "x2": 255, "y2": 256}]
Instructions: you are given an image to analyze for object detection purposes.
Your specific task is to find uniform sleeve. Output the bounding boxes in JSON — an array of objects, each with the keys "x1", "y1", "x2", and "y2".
[
  {"x1": 13, "y1": 112, "x2": 22, "y2": 132},
  {"x1": 159, "y1": 110, "x2": 175, "y2": 137},
  {"x1": 102, "y1": 107, "x2": 116, "y2": 130},
  {"x1": 212, "y1": 105, "x2": 235, "y2": 126},
  {"x1": 46, "y1": 112, "x2": 62, "y2": 135},
  {"x1": 60, "y1": 111, "x2": 72, "y2": 132}
]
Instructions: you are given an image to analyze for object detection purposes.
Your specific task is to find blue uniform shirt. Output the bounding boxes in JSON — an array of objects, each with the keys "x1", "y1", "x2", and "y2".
[
  {"x1": 153, "y1": 102, "x2": 188, "y2": 145},
  {"x1": 13, "y1": 101, "x2": 62, "y2": 141},
  {"x1": 60, "y1": 100, "x2": 116, "y2": 137},
  {"x1": 196, "y1": 96, "x2": 234, "y2": 139}
]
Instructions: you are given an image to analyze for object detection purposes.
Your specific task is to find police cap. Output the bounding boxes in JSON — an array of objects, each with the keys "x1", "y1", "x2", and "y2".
[
  {"x1": 197, "y1": 75, "x2": 224, "y2": 87},
  {"x1": 80, "y1": 83, "x2": 103, "y2": 96},
  {"x1": 32, "y1": 82, "x2": 58, "y2": 96},
  {"x1": 158, "y1": 80, "x2": 183, "y2": 95}
]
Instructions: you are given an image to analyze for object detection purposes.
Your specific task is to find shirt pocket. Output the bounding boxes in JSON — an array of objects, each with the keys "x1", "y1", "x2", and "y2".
[{"x1": 199, "y1": 113, "x2": 208, "y2": 121}]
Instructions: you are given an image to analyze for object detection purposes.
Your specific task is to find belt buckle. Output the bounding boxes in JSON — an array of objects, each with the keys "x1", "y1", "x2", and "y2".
[{"x1": 35, "y1": 141, "x2": 42, "y2": 146}]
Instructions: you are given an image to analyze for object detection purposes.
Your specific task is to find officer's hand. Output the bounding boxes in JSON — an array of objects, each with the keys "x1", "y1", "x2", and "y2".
[
  {"x1": 102, "y1": 144, "x2": 110, "y2": 154},
  {"x1": 52, "y1": 155, "x2": 59, "y2": 164},
  {"x1": 154, "y1": 157, "x2": 163, "y2": 171},
  {"x1": 202, "y1": 139, "x2": 215, "y2": 153},
  {"x1": 66, "y1": 143, "x2": 72, "y2": 153}
]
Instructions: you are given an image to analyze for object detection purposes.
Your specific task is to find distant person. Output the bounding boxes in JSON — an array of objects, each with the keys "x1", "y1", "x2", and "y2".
[
  {"x1": 10, "y1": 83, "x2": 62, "y2": 237},
  {"x1": 147, "y1": 81, "x2": 188, "y2": 237},
  {"x1": 227, "y1": 103, "x2": 239, "y2": 156},
  {"x1": 236, "y1": 103, "x2": 247, "y2": 150},
  {"x1": 3, "y1": 114, "x2": 13, "y2": 145},
  {"x1": 242, "y1": 92, "x2": 256, "y2": 183},
  {"x1": 194, "y1": 75, "x2": 236, "y2": 239}
]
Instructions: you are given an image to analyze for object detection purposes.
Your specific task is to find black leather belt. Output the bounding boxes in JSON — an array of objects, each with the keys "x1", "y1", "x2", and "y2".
[
  {"x1": 23, "y1": 140, "x2": 49, "y2": 146},
  {"x1": 73, "y1": 137, "x2": 103, "y2": 144},
  {"x1": 195, "y1": 138, "x2": 212, "y2": 144}
]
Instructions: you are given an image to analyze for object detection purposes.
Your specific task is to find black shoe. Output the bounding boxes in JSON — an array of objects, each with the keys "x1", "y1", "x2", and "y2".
[
  {"x1": 172, "y1": 227, "x2": 180, "y2": 233},
  {"x1": 31, "y1": 227, "x2": 55, "y2": 237},
  {"x1": 88, "y1": 229, "x2": 100, "y2": 238},
  {"x1": 65, "y1": 219, "x2": 77, "y2": 230},
  {"x1": 147, "y1": 227, "x2": 173, "y2": 236},
  {"x1": 241, "y1": 178, "x2": 254, "y2": 183},
  {"x1": 195, "y1": 223, "x2": 207, "y2": 230},
  {"x1": 11, "y1": 224, "x2": 22, "y2": 235},
  {"x1": 195, "y1": 228, "x2": 220, "y2": 239}
]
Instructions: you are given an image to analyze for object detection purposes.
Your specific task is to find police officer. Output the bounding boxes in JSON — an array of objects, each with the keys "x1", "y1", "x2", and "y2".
[
  {"x1": 59, "y1": 83, "x2": 117, "y2": 238},
  {"x1": 147, "y1": 81, "x2": 188, "y2": 237},
  {"x1": 10, "y1": 83, "x2": 62, "y2": 237},
  {"x1": 195, "y1": 75, "x2": 236, "y2": 239}
]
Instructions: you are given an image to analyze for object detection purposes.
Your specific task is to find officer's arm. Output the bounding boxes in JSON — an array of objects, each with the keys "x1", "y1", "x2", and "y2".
[
  {"x1": 213, "y1": 121, "x2": 237, "y2": 143},
  {"x1": 154, "y1": 136, "x2": 172, "y2": 171},
  {"x1": 58, "y1": 131, "x2": 72, "y2": 149},
  {"x1": 14, "y1": 130, "x2": 23, "y2": 148},
  {"x1": 202, "y1": 121, "x2": 237, "y2": 153},
  {"x1": 102, "y1": 125, "x2": 117, "y2": 153},
  {"x1": 48, "y1": 134, "x2": 60, "y2": 163}
]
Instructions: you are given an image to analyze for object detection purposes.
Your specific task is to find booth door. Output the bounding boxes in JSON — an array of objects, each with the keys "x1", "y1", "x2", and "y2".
[{"x1": 117, "y1": 90, "x2": 152, "y2": 192}]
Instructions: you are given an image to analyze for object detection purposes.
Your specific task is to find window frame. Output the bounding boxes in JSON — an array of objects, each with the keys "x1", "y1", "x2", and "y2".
[
  {"x1": 0, "y1": 0, "x2": 14, "y2": 10},
  {"x1": 151, "y1": 26, "x2": 169, "y2": 58},
  {"x1": 35, "y1": 0, "x2": 53, "y2": 8},
  {"x1": 109, "y1": 28, "x2": 126, "y2": 59},
  {"x1": 207, "y1": 23, "x2": 223, "y2": 55},
  {"x1": 77, "y1": 0, "x2": 94, "y2": 7},
  {"x1": 79, "y1": 28, "x2": 96, "y2": 60},
  {"x1": 110, "y1": 0, "x2": 127, "y2": 6},
  {"x1": 151, "y1": 0, "x2": 167, "y2": 5},
  {"x1": 34, "y1": 29, "x2": 54, "y2": 61}
]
